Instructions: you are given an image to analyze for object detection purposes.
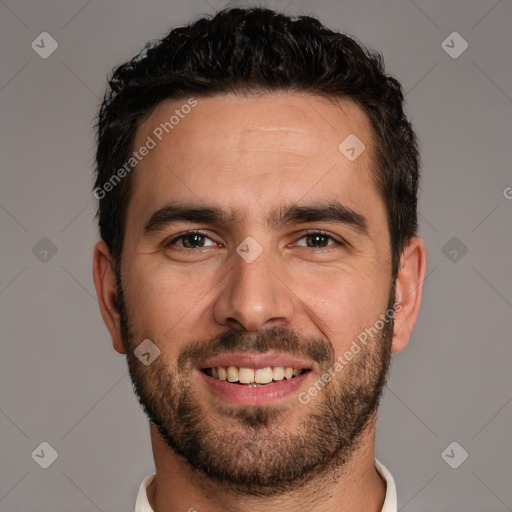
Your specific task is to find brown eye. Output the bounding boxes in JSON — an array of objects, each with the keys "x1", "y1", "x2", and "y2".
[
  {"x1": 166, "y1": 231, "x2": 217, "y2": 249},
  {"x1": 296, "y1": 232, "x2": 341, "y2": 249},
  {"x1": 306, "y1": 233, "x2": 329, "y2": 248},
  {"x1": 180, "y1": 233, "x2": 206, "y2": 248}
]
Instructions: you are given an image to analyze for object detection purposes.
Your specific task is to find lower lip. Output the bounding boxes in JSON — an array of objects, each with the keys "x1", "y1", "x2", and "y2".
[{"x1": 199, "y1": 370, "x2": 311, "y2": 406}]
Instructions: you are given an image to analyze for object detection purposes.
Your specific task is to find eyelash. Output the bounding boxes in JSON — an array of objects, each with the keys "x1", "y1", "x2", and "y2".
[{"x1": 164, "y1": 230, "x2": 344, "y2": 250}]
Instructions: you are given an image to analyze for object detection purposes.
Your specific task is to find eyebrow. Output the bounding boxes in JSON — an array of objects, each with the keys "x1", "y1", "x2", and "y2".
[{"x1": 143, "y1": 201, "x2": 369, "y2": 236}]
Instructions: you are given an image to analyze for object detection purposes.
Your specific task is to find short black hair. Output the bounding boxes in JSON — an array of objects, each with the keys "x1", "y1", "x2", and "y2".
[{"x1": 94, "y1": 7, "x2": 419, "y2": 277}]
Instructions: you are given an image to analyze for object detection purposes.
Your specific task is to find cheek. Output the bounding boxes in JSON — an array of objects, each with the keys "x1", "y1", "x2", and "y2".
[
  {"x1": 292, "y1": 266, "x2": 390, "y2": 350},
  {"x1": 122, "y1": 260, "x2": 214, "y2": 344}
]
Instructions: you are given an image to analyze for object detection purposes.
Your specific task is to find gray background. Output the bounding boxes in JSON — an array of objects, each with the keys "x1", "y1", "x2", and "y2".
[{"x1": 1, "y1": 0, "x2": 511, "y2": 510}]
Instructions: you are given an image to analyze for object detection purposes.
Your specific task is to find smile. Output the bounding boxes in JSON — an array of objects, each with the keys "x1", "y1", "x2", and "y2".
[{"x1": 202, "y1": 366, "x2": 310, "y2": 386}]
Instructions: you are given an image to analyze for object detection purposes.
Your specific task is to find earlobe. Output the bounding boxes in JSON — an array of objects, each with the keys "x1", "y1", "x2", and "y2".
[
  {"x1": 92, "y1": 241, "x2": 126, "y2": 354},
  {"x1": 391, "y1": 237, "x2": 427, "y2": 353}
]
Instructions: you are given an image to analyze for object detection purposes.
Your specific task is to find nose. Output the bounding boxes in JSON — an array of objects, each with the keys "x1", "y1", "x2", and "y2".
[{"x1": 213, "y1": 246, "x2": 295, "y2": 332}]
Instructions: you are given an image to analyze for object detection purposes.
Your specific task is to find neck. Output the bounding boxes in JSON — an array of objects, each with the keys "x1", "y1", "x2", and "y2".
[{"x1": 146, "y1": 419, "x2": 387, "y2": 512}]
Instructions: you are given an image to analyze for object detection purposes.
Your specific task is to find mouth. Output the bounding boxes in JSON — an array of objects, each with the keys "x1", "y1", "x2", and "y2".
[
  {"x1": 202, "y1": 366, "x2": 311, "y2": 387},
  {"x1": 197, "y1": 354, "x2": 314, "y2": 406}
]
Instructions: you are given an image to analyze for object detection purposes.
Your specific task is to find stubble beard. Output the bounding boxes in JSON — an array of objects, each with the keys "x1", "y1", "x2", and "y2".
[{"x1": 116, "y1": 273, "x2": 394, "y2": 496}]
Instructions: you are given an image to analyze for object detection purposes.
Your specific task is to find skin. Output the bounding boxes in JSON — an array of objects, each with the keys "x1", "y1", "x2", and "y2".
[{"x1": 93, "y1": 92, "x2": 426, "y2": 512}]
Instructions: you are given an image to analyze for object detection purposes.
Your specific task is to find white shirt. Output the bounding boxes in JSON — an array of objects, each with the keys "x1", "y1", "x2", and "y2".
[{"x1": 134, "y1": 459, "x2": 397, "y2": 511}]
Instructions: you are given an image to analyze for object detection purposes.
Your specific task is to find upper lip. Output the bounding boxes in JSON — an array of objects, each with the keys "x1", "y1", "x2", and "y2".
[{"x1": 198, "y1": 352, "x2": 314, "y2": 371}]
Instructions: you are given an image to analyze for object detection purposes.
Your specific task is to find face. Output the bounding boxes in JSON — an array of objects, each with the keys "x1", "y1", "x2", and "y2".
[{"x1": 113, "y1": 93, "x2": 397, "y2": 494}]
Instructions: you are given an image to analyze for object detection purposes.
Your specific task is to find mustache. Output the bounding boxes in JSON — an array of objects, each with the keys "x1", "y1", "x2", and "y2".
[{"x1": 177, "y1": 325, "x2": 334, "y2": 371}]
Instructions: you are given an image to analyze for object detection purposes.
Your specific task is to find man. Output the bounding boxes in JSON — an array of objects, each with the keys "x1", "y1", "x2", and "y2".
[{"x1": 92, "y1": 7, "x2": 426, "y2": 512}]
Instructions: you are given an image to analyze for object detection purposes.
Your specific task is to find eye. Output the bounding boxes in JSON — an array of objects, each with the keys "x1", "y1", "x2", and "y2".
[
  {"x1": 295, "y1": 231, "x2": 343, "y2": 249},
  {"x1": 165, "y1": 230, "x2": 218, "y2": 249},
  {"x1": 163, "y1": 230, "x2": 343, "y2": 251}
]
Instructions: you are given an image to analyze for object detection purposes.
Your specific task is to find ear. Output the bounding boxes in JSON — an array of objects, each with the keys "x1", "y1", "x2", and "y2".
[
  {"x1": 92, "y1": 241, "x2": 126, "y2": 354},
  {"x1": 391, "y1": 237, "x2": 427, "y2": 353}
]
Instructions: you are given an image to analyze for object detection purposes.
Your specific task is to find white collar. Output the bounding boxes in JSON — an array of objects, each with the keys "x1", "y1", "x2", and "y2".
[
  {"x1": 135, "y1": 459, "x2": 397, "y2": 512},
  {"x1": 375, "y1": 458, "x2": 398, "y2": 512}
]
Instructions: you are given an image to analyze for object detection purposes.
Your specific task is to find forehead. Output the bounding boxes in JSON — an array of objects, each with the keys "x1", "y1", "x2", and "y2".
[{"x1": 128, "y1": 92, "x2": 380, "y2": 226}]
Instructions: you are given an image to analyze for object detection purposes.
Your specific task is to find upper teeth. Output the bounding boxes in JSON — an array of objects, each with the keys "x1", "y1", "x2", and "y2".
[{"x1": 209, "y1": 366, "x2": 303, "y2": 384}]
